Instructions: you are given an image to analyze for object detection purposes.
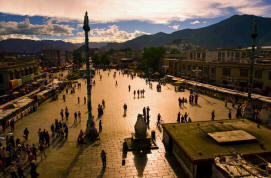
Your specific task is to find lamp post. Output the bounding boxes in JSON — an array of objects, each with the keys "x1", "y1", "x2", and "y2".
[
  {"x1": 83, "y1": 12, "x2": 93, "y2": 127},
  {"x1": 246, "y1": 20, "x2": 257, "y2": 119}
]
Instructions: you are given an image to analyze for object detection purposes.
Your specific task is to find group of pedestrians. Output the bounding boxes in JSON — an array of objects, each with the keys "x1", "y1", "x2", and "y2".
[
  {"x1": 133, "y1": 89, "x2": 145, "y2": 98},
  {"x1": 51, "y1": 119, "x2": 68, "y2": 139},
  {"x1": 189, "y1": 93, "x2": 199, "y2": 105},
  {"x1": 178, "y1": 97, "x2": 187, "y2": 106},
  {"x1": 0, "y1": 132, "x2": 42, "y2": 177},
  {"x1": 177, "y1": 112, "x2": 192, "y2": 123},
  {"x1": 73, "y1": 111, "x2": 81, "y2": 124},
  {"x1": 60, "y1": 107, "x2": 69, "y2": 121}
]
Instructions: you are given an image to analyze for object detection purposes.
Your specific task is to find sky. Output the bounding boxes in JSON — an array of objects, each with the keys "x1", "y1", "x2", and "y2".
[{"x1": 0, "y1": 0, "x2": 271, "y2": 43}]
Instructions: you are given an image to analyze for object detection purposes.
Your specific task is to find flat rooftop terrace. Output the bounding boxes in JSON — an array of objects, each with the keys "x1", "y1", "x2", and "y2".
[{"x1": 162, "y1": 119, "x2": 271, "y2": 163}]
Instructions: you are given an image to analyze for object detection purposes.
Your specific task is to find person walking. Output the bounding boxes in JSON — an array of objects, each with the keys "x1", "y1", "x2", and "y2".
[
  {"x1": 99, "y1": 120, "x2": 102, "y2": 133},
  {"x1": 177, "y1": 112, "x2": 181, "y2": 123},
  {"x1": 78, "y1": 111, "x2": 81, "y2": 123},
  {"x1": 143, "y1": 107, "x2": 146, "y2": 117},
  {"x1": 31, "y1": 144, "x2": 37, "y2": 160},
  {"x1": 23, "y1": 128, "x2": 29, "y2": 140},
  {"x1": 30, "y1": 160, "x2": 39, "y2": 178},
  {"x1": 146, "y1": 106, "x2": 150, "y2": 118},
  {"x1": 102, "y1": 99, "x2": 105, "y2": 108},
  {"x1": 84, "y1": 96, "x2": 86, "y2": 104},
  {"x1": 123, "y1": 103, "x2": 127, "y2": 115},
  {"x1": 64, "y1": 125, "x2": 68, "y2": 138},
  {"x1": 77, "y1": 97, "x2": 80, "y2": 104},
  {"x1": 211, "y1": 110, "x2": 215, "y2": 121},
  {"x1": 157, "y1": 113, "x2": 161, "y2": 126},
  {"x1": 39, "y1": 142, "x2": 46, "y2": 160},
  {"x1": 228, "y1": 109, "x2": 232, "y2": 120},
  {"x1": 50, "y1": 123, "x2": 55, "y2": 137},
  {"x1": 60, "y1": 109, "x2": 64, "y2": 120},
  {"x1": 128, "y1": 85, "x2": 131, "y2": 92},
  {"x1": 74, "y1": 112, "x2": 77, "y2": 124},
  {"x1": 62, "y1": 94, "x2": 66, "y2": 102},
  {"x1": 65, "y1": 107, "x2": 69, "y2": 121},
  {"x1": 101, "y1": 150, "x2": 106, "y2": 168}
]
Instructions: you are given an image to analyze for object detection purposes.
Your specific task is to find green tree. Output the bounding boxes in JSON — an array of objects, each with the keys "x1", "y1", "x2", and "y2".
[
  {"x1": 141, "y1": 46, "x2": 166, "y2": 72},
  {"x1": 92, "y1": 53, "x2": 101, "y2": 65},
  {"x1": 100, "y1": 53, "x2": 110, "y2": 65},
  {"x1": 170, "y1": 48, "x2": 180, "y2": 54},
  {"x1": 72, "y1": 49, "x2": 84, "y2": 66}
]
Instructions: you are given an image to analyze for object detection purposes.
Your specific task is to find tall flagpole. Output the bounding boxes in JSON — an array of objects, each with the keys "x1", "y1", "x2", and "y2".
[{"x1": 83, "y1": 12, "x2": 93, "y2": 127}]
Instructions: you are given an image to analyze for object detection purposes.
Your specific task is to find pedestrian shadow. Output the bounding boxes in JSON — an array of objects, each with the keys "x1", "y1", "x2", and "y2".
[
  {"x1": 51, "y1": 136, "x2": 66, "y2": 149},
  {"x1": 55, "y1": 138, "x2": 66, "y2": 150},
  {"x1": 62, "y1": 144, "x2": 88, "y2": 177},
  {"x1": 190, "y1": 103, "x2": 202, "y2": 108},
  {"x1": 133, "y1": 151, "x2": 148, "y2": 177},
  {"x1": 96, "y1": 167, "x2": 105, "y2": 178}
]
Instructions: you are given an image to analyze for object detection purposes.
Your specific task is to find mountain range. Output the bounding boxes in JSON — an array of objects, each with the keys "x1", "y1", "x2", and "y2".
[
  {"x1": 1, "y1": 15, "x2": 271, "y2": 52},
  {"x1": 104, "y1": 15, "x2": 271, "y2": 50},
  {"x1": 0, "y1": 39, "x2": 107, "y2": 53}
]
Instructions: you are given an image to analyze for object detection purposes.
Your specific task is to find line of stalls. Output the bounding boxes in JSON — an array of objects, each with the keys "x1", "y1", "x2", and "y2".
[
  {"x1": 0, "y1": 87, "x2": 58, "y2": 132},
  {"x1": 165, "y1": 75, "x2": 271, "y2": 107},
  {"x1": 165, "y1": 75, "x2": 271, "y2": 124}
]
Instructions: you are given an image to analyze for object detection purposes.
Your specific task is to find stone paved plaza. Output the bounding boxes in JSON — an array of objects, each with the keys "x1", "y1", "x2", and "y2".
[{"x1": 2, "y1": 69, "x2": 237, "y2": 178}]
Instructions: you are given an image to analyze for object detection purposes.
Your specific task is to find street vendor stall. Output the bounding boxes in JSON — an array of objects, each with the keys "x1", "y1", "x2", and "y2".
[{"x1": 0, "y1": 97, "x2": 34, "y2": 124}]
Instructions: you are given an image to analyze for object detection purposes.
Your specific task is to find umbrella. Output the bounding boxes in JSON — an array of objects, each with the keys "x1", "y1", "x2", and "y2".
[
  {"x1": 8, "y1": 104, "x2": 18, "y2": 109},
  {"x1": 6, "y1": 132, "x2": 13, "y2": 136},
  {"x1": 0, "y1": 137, "x2": 5, "y2": 141},
  {"x1": 13, "y1": 91, "x2": 19, "y2": 94},
  {"x1": 174, "y1": 81, "x2": 183, "y2": 84}
]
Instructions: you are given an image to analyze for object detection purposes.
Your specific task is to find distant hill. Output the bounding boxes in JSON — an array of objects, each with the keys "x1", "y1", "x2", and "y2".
[
  {"x1": 0, "y1": 39, "x2": 107, "y2": 52},
  {"x1": 104, "y1": 15, "x2": 271, "y2": 50}
]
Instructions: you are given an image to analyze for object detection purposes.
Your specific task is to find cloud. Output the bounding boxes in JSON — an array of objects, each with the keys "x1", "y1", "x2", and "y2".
[
  {"x1": 168, "y1": 24, "x2": 180, "y2": 30},
  {"x1": 0, "y1": 0, "x2": 270, "y2": 24},
  {"x1": 202, "y1": 21, "x2": 207, "y2": 24},
  {"x1": 0, "y1": 18, "x2": 74, "y2": 37},
  {"x1": 190, "y1": 20, "x2": 200, "y2": 24},
  {"x1": 0, "y1": 34, "x2": 40, "y2": 41},
  {"x1": 66, "y1": 25, "x2": 149, "y2": 43}
]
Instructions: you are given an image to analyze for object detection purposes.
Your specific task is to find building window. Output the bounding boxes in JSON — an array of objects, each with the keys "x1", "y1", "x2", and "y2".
[
  {"x1": 211, "y1": 68, "x2": 216, "y2": 74},
  {"x1": 255, "y1": 70, "x2": 262, "y2": 79},
  {"x1": 188, "y1": 65, "x2": 191, "y2": 70},
  {"x1": 197, "y1": 52, "x2": 200, "y2": 59},
  {"x1": 190, "y1": 53, "x2": 193, "y2": 59},
  {"x1": 240, "y1": 69, "x2": 248, "y2": 77},
  {"x1": 183, "y1": 64, "x2": 186, "y2": 70},
  {"x1": 223, "y1": 68, "x2": 231, "y2": 77},
  {"x1": 0, "y1": 73, "x2": 3, "y2": 84},
  {"x1": 202, "y1": 52, "x2": 206, "y2": 60},
  {"x1": 10, "y1": 72, "x2": 14, "y2": 80},
  {"x1": 235, "y1": 52, "x2": 240, "y2": 58},
  {"x1": 269, "y1": 71, "x2": 271, "y2": 80}
]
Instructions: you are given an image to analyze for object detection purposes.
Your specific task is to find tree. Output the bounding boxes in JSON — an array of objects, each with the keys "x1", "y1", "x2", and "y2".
[
  {"x1": 141, "y1": 46, "x2": 166, "y2": 72},
  {"x1": 92, "y1": 53, "x2": 101, "y2": 65},
  {"x1": 170, "y1": 48, "x2": 180, "y2": 54},
  {"x1": 100, "y1": 54, "x2": 110, "y2": 65},
  {"x1": 72, "y1": 49, "x2": 84, "y2": 66}
]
